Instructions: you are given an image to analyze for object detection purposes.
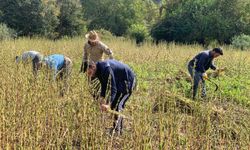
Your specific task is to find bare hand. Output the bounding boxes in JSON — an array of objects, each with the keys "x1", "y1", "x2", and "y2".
[
  {"x1": 100, "y1": 104, "x2": 110, "y2": 112},
  {"x1": 99, "y1": 97, "x2": 105, "y2": 105}
]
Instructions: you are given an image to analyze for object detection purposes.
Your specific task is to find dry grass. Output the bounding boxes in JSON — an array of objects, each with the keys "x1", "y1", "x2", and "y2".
[{"x1": 0, "y1": 37, "x2": 250, "y2": 149}]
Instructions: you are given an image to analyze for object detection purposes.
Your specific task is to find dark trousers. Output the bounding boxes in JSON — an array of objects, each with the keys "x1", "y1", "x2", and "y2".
[
  {"x1": 111, "y1": 92, "x2": 131, "y2": 132},
  {"x1": 111, "y1": 78, "x2": 136, "y2": 133},
  {"x1": 187, "y1": 64, "x2": 206, "y2": 99},
  {"x1": 32, "y1": 56, "x2": 41, "y2": 76}
]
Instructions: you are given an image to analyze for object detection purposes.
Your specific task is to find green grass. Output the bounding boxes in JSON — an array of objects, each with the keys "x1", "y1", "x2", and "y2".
[{"x1": 0, "y1": 37, "x2": 249, "y2": 149}]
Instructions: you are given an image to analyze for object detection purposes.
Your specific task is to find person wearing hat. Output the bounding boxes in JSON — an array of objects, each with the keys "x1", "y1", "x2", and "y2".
[
  {"x1": 87, "y1": 59, "x2": 136, "y2": 135},
  {"x1": 80, "y1": 30, "x2": 114, "y2": 73},
  {"x1": 15, "y1": 50, "x2": 43, "y2": 76},
  {"x1": 187, "y1": 48, "x2": 223, "y2": 100},
  {"x1": 43, "y1": 54, "x2": 73, "y2": 96}
]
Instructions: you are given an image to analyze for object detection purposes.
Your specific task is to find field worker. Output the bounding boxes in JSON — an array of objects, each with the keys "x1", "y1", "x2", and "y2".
[
  {"x1": 80, "y1": 30, "x2": 113, "y2": 73},
  {"x1": 188, "y1": 48, "x2": 223, "y2": 100},
  {"x1": 43, "y1": 54, "x2": 72, "y2": 80},
  {"x1": 87, "y1": 59, "x2": 136, "y2": 135},
  {"x1": 43, "y1": 54, "x2": 73, "y2": 96},
  {"x1": 15, "y1": 50, "x2": 43, "y2": 75}
]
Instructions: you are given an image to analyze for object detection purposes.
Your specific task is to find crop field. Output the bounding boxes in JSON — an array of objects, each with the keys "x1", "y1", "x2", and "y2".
[{"x1": 0, "y1": 37, "x2": 250, "y2": 149}]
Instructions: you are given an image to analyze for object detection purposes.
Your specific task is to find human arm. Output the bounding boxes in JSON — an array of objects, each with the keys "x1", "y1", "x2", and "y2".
[
  {"x1": 99, "y1": 96, "x2": 110, "y2": 112},
  {"x1": 100, "y1": 67, "x2": 117, "y2": 106},
  {"x1": 210, "y1": 60, "x2": 217, "y2": 70},
  {"x1": 100, "y1": 42, "x2": 113, "y2": 59},
  {"x1": 52, "y1": 61, "x2": 59, "y2": 80}
]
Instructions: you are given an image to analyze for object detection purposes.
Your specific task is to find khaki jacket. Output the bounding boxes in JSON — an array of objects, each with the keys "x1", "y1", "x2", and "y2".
[{"x1": 82, "y1": 41, "x2": 113, "y2": 62}]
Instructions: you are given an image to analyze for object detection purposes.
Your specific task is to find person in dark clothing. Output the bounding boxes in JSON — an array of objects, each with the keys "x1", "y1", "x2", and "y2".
[
  {"x1": 187, "y1": 48, "x2": 223, "y2": 100},
  {"x1": 87, "y1": 59, "x2": 136, "y2": 135}
]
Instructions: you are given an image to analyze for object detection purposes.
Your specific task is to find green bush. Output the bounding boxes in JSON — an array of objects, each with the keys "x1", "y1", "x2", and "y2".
[
  {"x1": 232, "y1": 34, "x2": 250, "y2": 50},
  {"x1": 128, "y1": 24, "x2": 149, "y2": 44},
  {"x1": 94, "y1": 29, "x2": 114, "y2": 40},
  {"x1": 0, "y1": 23, "x2": 16, "y2": 40}
]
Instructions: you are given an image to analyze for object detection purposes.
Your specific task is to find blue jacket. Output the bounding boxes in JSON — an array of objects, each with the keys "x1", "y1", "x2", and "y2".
[
  {"x1": 44, "y1": 54, "x2": 65, "y2": 80},
  {"x1": 189, "y1": 50, "x2": 216, "y2": 73},
  {"x1": 95, "y1": 60, "x2": 135, "y2": 104}
]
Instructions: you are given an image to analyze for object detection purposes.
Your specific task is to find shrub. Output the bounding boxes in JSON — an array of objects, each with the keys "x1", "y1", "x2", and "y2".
[
  {"x1": 232, "y1": 34, "x2": 250, "y2": 50},
  {"x1": 94, "y1": 29, "x2": 114, "y2": 40},
  {"x1": 0, "y1": 23, "x2": 16, "y2": 40},
  {"x1": 128, "y1": 24, "x2": 149, "y2": 44}
]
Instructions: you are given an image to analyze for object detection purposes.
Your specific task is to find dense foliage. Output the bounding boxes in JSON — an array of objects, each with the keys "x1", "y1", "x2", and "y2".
[
  {"x1": 151, "y1": 0, "x2": 250, "y2": 45},
  {"x1": 0, "y1": 0, "x2": 249, "y2": 43}
]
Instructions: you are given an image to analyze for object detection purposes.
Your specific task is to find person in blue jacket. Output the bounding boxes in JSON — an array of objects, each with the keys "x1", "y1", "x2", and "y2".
[
  {"x1": 188, "y1": 48, "x2": 223, "y2": 100},
  {"x1": 43, "y1": 54, "x2": 72, "y2": 80},
  {"x1": 43, "y1": 54, "x2": 73, "y2": 96},
  {"x1": 87, "y1": 59, "x2": 136, "y2": 135}
]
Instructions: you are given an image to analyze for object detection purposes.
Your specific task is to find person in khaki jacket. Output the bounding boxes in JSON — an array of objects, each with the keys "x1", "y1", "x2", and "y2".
[{"x1": 80, "y1": 30, "x2": 113, "y2": 73}]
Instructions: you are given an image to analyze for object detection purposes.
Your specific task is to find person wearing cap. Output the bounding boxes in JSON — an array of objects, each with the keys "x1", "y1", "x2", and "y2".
[
  {"x1": 43, "y1": 54, "x2": 73, "y2": 96},
  {"x1": 15, "y1": 50, "x2": 43, "y2": 76},
  {"x1": 187, "y1": 48, "x2": 223, "y2": 100},
  {"x1": 87, "y1": 59, "x2": 136, "y2": 135},
  {"x1": 80, "y1": 30, "x2": 113, "y2": 73}
]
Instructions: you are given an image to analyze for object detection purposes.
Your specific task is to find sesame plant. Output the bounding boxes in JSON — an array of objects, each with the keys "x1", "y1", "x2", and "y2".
[{"x1": 0, "y1": 37, "x2": 249, "y2": 149}]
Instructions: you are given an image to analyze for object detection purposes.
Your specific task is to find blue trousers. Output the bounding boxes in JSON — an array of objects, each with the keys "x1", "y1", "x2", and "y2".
[{"x1": 188, "y1": 65, "x2": 206, "y2": 99}]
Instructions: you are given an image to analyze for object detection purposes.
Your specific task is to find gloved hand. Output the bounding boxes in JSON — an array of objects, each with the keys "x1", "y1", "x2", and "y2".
[
  {"x1": 80, "y1": 61, "x2": 88, "y2": 73},
  {"x1": 202, "y1": 73, "x2": 208, "y2": 80},
  {"x1": 83, "y1": 62, "x2": 88, "y2": 72},
  {"x1": 80, "y1": 63, "x2": 83, "y2": 73}
]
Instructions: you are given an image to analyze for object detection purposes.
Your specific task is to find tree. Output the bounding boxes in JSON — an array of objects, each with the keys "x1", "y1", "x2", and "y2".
[
  {"x1": 40, "y1": 0, "x2": 60, "y2": 38},
  {"x1": 0, "y1": 0, "x2": 44, "y2": 36},
  {"x1": 82, "y1": 0, "x2": 154, "y2": 36},
  {"x1": 56, "y1": 0, "x2": 85, "y2": 37},
  {"x1": 0, "y1": 0, "x2": 59, "y2": 37},
  {"x1": 151, "y1": 0, "x2": 250, "y2": 44},
  {"x1": 0, "y1": 0, "x2": 85, "y2": 38}
]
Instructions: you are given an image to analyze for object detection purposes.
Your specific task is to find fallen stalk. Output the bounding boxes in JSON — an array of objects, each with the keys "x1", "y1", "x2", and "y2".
[{"x1": 107, "y1": 108, "x2": 133, "y2": 120}]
